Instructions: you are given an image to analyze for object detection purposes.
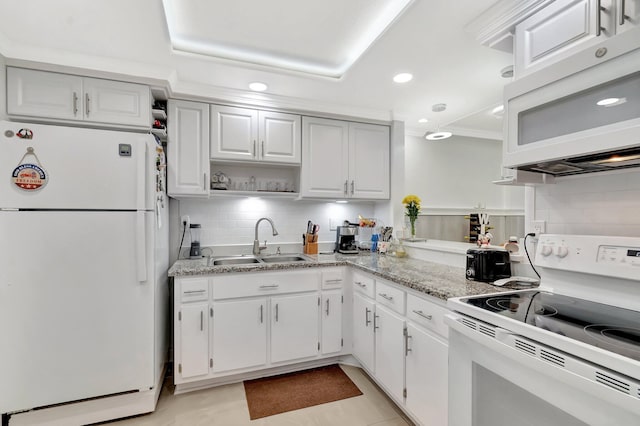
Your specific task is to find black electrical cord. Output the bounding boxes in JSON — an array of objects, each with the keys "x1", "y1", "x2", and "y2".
[
  {"x1": 524, "y1": 233, "x2": 541, "y2": 279},
  {"x1": 178, "y1": 223, "x2": 187, "y2": 260}
]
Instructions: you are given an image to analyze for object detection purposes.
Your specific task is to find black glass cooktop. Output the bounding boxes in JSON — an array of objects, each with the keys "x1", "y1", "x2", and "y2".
[{"x1": 463, "y1": 290, "x2": 640, "y2": 362}]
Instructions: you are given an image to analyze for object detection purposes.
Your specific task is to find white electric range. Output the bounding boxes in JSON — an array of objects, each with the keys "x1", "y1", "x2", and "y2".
[{"x1": 446, "y1": 234, "x2": 640, "y2": 426}]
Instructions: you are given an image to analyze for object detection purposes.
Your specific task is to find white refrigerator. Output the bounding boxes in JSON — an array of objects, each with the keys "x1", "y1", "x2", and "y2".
[{"x1": 0, "y1": 121, "x2": 169, "y2": 417}]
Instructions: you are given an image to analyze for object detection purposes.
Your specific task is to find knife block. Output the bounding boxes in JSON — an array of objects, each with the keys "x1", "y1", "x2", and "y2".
[{"x1": 304, "y1": 233, "x2": 318, "y2": 254}]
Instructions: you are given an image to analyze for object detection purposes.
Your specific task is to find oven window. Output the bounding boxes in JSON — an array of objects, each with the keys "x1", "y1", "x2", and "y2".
[
  {"x1": 472, "y1": 364, "x2": 587, "y2": 426},
  {"x1": 517, "y1": 71, "x2": 640, "y2": 146}
]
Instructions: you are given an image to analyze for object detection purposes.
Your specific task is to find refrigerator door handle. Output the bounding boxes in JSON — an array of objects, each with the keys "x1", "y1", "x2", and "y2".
[
  {"x1": 136, "y1": 211, "x2": 148, "y2": 282},
  {"x1": 136, "y1": 140, "x2": 148, "y2": 210}
]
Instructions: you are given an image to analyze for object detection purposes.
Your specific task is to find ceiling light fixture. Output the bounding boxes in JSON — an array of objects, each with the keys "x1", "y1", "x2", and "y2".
[
  {"x1": 336, "y1": 200, "x2": 348, "y2": 204},
  {"x1": 249, "y1": 82, "x2": 268, "y2": 92},
  {"x1": 393, "y1": 73, "x2": 413, "y2": 83},
  {"x1": 424, "y1": 103, "x2": 452, "y2": 140},
  {"x1": 596, "y1": 97, "x2": 626, "y2": 107},
  {"x1": 491, "y1": 104, "x2": 505, "y2": 116},
  {"x1": 418, "y1": 118, "x2": 429, "y2": 123},
  {"x1": 500, "y1": 65, "x2": 514, "y2": 78}
]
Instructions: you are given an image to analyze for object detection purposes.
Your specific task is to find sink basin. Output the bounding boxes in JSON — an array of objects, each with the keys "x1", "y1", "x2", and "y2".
[
  {"x1": 211, "y1": 256, "x2": 261, "y2": 266},
  {"x1": 260, "y1": 255, "x2": 310, "y2": 263}
]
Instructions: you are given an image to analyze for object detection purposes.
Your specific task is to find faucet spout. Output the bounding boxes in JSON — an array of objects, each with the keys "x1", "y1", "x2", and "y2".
[{"x1": 253, "y1": 217, "x2": 278, "y2": 255}]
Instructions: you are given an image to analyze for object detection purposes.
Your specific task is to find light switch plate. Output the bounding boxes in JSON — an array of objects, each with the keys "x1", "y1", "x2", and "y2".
[{"x1": 329, "y1": 218, "x2": 340, "y2": 231}]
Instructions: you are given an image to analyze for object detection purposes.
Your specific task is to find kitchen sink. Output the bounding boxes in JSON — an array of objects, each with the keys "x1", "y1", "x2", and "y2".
[
  {"x1": 259, "y1": 255, "x2": 310, "y2": 263},
  {"x1": 210, "y1": 256, "x2": 261, "y2": 266}
]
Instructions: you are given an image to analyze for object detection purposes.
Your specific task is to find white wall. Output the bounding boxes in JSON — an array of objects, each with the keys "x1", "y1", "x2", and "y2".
[
  {"x1": 170, "y1": 198, "x2": 375, "y2": 260},
  {"x1": 405, "y1": 134, "x2": 524, "y2": 211},
  {"x1": 533, "y1": 170, "x2": 640, "y2": 237},
  {"x1": 0, "y1": 53, "x2": 6, "y2": 119}
]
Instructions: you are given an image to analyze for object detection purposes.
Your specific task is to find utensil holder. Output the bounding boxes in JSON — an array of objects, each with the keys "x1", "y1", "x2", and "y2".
[{"x1": 303, "y1": 233, "x2": 318, "y2": 254}]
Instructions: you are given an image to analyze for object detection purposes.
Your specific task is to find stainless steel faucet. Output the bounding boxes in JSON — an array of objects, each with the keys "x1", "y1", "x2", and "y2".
[{"x1": 253, "y1": 217, "x2": 279, "y2": 255}]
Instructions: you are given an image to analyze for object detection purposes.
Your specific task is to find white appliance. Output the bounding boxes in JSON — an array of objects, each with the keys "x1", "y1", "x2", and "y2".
[
  {"x1": 447, "y1": 234, "x2": 640, "y2": 426},
  {"x1": 0, "y1": 121, "x2": 169, "y2": 425},
  {"x1": 503, "y1": 33, "x2": 640, "y2": 176}
]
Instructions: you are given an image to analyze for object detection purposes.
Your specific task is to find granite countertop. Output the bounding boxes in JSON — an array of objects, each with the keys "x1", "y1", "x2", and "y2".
[{"x1": 169, "y1": 253, "x2": 532, "y2": 301}]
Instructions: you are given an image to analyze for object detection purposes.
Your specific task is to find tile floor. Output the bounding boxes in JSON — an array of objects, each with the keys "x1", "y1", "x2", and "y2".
[{"x1": 104, "y1": 365, "x2": 412, "y2": 426}]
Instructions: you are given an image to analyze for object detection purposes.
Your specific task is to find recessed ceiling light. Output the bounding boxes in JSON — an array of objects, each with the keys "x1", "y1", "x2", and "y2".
[
  {"x1": 425, "y1": 131, "x2": 453, "y2": 140},
  {"x1": 596, "y1": 97, "x2": 626, "y2": 107},
  {"x1": 491, "y1": 105, "x2": 505, "y2": 116},
  {"x1": 249, "y1": 82, "x2": 268, "y2": 92},
  {"x1": 418, "y1": 118, "x2": 429, "y2": 123},
  {"x1": 393, "y1": 73, "x2": 413, "y2": 83}
]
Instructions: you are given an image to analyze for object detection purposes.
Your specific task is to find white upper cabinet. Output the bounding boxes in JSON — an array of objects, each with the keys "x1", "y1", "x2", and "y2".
[
  {"x1": 167, "y1": 100, "x2": 210, "y2": 197},
  {"x1": 7, "y1": 67, "x2": 150, "y2": 128},
  {"x1": 301, "y1": 117, "x2": 389, "y2": 200},
  {"x1": 515, "y1": 0, "x2": 639, "y2": 77},
  {"x1": 210, "y1": 105, "x2": 301, "y2": 164}
]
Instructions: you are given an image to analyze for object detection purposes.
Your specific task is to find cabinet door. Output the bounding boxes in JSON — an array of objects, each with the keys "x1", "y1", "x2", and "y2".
[
  {"x1": 321, "y1": 291, "x2": 343, "y2": 355},
  {"x1": 167, "y1": 100, "x2": 210, "y2": 197},
  {"x1": 374, "y1": 304, "x2": 405, "y2": 403},
  {"x1": 616, "y1": 0, "x2": 640, "y2": 33},
  {"x1": 177, "y1": 302, "x2": 209, "y2": 380},
  {"x1": 271, "y1": 293, "x2": 319, "y2": 363},
  {"x1": 211, "y1": 298, "x2": 267, "y2": 373},
  {"x1": 259, "y1": 111, "x2": 301, "y2": 164},
  {"x1": 210, "y1": 105, "x2": 258, "y2": 161},
  {"x1": 83, "y1": 78, "x2": 150, "y2": 127},
  {"x1": 515, "y1": 0, "x2": 609, "y2": 77},
  {"x1": 352, "y1": 292, "x2": 375, "y2": 372},
  {"x1": 405, "y1": 324, "x2": 448, "y2": 426},
  {"x1": 300, "y1": 116, "x2": 349, "y2": 198},
  {"x1": 7, "y1": 67, "x2": 82, "y2": 120},
  {"x1": 348, "y1": 123, "x2": 390, "y2": 199}
]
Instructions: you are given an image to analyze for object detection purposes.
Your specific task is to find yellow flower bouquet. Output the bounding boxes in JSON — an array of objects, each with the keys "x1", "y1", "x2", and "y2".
[{"x1": 402, "y1": 194, "x2": 421, "y2": 238}]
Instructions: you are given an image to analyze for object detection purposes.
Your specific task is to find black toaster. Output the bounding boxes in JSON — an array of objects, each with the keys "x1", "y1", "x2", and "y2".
[{"x1": 466, "y1": 248, "x2": 511, "y2": 282}]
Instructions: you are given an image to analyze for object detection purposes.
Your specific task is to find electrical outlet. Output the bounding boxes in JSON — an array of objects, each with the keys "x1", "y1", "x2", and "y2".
[
  {"x1": 181, "y1": 215, "x2": 190, "y2": 229},
  {"x1": 329, "y1": 218, "x2": 340, "y2": 231},
  {"x1": 532, "y1": 220, "x2": 546, "y2": 236}
]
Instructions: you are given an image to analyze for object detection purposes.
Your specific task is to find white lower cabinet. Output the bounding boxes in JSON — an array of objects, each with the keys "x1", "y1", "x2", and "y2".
[
  {"x1": 177, "y1": 302, "x2": 210, "y2": 380},
  {"x1": 374, "y1": 304, "x2": 405, "y2": 403},
  {"x1": 271, "y1": 293, "x2": 319, "y2": 363},
  {"x1": 405, "y1": 323, "x2": 448, "y2": 426},
  {"x1": 321, "y1": 290, "x2": 343, "y2": 355},
  {"x1": 211, "y1": 298, "x2": 267, "y2": 373},
  {"x1": 352, "y1": 291, "x2": 375, "y2": 372}
]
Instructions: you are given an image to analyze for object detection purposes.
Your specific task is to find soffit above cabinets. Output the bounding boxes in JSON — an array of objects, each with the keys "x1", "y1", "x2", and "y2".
[{"x1": 161, "y1": 0, "x2": 414, "y2": 78}]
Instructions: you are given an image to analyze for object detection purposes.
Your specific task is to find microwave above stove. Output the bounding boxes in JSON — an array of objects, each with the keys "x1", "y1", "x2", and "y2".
[{"x1": 503, "y1": 32, "x2": 640, "y2": 177}]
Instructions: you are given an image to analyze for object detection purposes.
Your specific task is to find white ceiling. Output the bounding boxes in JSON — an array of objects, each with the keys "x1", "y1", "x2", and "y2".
[{"x1": 0, "y1": 0, "x2": 511, "y2": 137}]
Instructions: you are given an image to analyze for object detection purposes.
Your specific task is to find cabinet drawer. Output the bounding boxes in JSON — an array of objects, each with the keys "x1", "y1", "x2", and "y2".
[
  {"x1": 180, "y1": 277, "x2": 209, "y2": 302},
  {"x1": 406, "y1": 294, "x2": 449, "y2": 338},
  {"x1": 352, "y1": 271, "x2": 375, "y2": 298},
  {"x1": 211, "y1": 270, "x2": 320, "y2": 299},
  {"x1": 375, "y1": 280, "x2": 406, "y2": 315},
  {"x1": 322, "y1": 268, "x2": 344, "y2": 289}
]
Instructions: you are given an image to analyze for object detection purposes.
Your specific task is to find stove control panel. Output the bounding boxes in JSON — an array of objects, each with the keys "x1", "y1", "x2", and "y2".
[{"x1": 535, "y1": 234, "x2": 640, "y2": 281}]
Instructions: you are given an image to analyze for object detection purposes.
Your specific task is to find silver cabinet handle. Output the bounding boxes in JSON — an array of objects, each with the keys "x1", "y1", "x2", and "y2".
[
  {"x1": 619, "y1": 0, "x2": 629, "y2": 25},
  {"x1": 204, "y1": 174, "x2": 207, "y2": 191},
  {"x1": 350, "y1": 180, "x2": 354, "y2": 195},
  {"x1": 72, "y1": 92, "x2": 78, "y2": 115},
  {"x1": 261, "y1": 140, "x2": 265, "y2": 158},
  {"x1": 344, "y1": 180, "x2": 348, "y2": 196},
  {"x1": 253, "y1": 140, "x2": 256, "y2": 158},
  {"x1": 325, "y1": 278, "x2": 343, "y2": 283},
  {"x1": 412, "y1": 309, "x2": 433, "y2": 320},
  {"x1": 325, "y1": 299, "x2": 330, "y2": 316},
  {"x1": 85, "y1": 93, "x2": 90, "y2": 116},
  {"x1": 210, "y1": 307, "x2": 213, "y2": 317},
  {"x1": 184, "y1": 289, "x2": 206, "y2": 294},
  {"x1": 378, "y1": 293, "x2": 394, "y2": 301},
  {"x1": 260, "y1": 304, "x2": 263, "y2": 323},
  {"x1": 354, "y1": 281, "x2": 367, "y2": 289},
  {"x1": 200, "y1": 310, "x2": 204, "y2": 331},
  {"x1": 596, "y1": 0, "x2": 606, "y2": 36},
  {"x1": 404, "y1": 327, "x2": 412, "y2": 356},
  {"x1": 275, "y1": 303, "x2": 279, "y2": 322},
  {"x1": 259, "y1": 284, "x2": 279, "y2": 289},
  {"x1": 365, "y1": 307, "x2": 371, "y2": 326},
  {"x1": 373, "y1": 313, "x2": 380, "y2": 330}
]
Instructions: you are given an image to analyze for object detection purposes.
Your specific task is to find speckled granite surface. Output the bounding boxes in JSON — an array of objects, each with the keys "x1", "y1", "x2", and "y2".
[{"x1": 169, "y1": 253, "x2": 531, "y2": 301}]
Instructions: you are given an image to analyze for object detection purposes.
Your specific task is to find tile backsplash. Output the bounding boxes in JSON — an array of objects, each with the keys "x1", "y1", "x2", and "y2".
[
  {"x1": 534, "y1": 170, "x2": 640, "y2": 237},
  {"x1": 172, "y1": 198, "x2": 375, "y2": 259}
]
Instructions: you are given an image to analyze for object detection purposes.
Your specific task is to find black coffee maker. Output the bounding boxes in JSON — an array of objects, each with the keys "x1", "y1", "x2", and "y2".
[{"x1": 335, "y1": 225, "x2": 359, "y2": 254}]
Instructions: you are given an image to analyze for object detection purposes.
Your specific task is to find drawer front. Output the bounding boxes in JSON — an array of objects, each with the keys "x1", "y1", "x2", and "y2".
[
  {"x1": 321, "y1": 268, "x2": 344, "y2": 289},
  {"x1": 352, "y1": 271, "x2": 375, "y2": 298},
  {"x1": 179, "y1": 277, "x2": 209, "y2": 302},
  {"x1": 211, "y1": 270, "x2": 320, "y2": 299},
  {"x1": 375, "y1": 280, "x2": 406, "y2": 315},
  {"x1": 406, "y1": 294, "x2": 449, "y2": 338}
]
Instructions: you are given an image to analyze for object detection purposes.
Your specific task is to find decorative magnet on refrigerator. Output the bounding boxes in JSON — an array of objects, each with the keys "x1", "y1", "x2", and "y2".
[{"x1": 11, "y1": 147, "x2": 48, "y2": 191}]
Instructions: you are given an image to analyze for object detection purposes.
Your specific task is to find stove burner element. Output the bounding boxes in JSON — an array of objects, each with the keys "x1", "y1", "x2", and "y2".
[
  {"x1": 486, "y1": 297, "x2": 523, "y2": 312},
  {"x1": 584, "y1": 324, "x2": 640, "y2": 356}
]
